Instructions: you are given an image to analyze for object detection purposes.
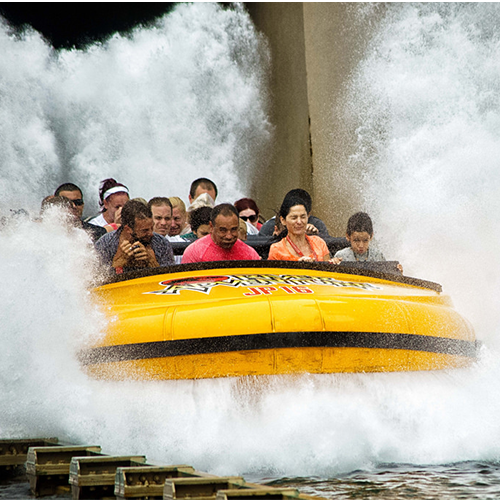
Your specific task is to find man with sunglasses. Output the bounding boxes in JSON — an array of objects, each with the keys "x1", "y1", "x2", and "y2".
[{"x1": 54, "y1": 183, "x2": 106, "y2": 242}]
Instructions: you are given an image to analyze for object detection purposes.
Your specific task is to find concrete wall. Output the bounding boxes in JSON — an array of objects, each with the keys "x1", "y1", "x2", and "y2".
[
  {"x1": 246, "y1": 3, "x2": 382, "y2": 236},
  {"x1": 245, "y1": 3, "x2": 312, "y2": 220}
]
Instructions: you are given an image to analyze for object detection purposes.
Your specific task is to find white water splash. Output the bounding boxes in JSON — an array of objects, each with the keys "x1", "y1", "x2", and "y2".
[
  {"x1": 341, "y1": 4, "x2": 500, "y2": 343},
  {"x1": 0, "y1": 3, "x2": 271, "y2": 215}
]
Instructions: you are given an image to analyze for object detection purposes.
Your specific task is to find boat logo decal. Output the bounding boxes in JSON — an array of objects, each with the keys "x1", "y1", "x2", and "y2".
[{"x1": 145, "y1": 274, "x2": 382, "y2": 295}]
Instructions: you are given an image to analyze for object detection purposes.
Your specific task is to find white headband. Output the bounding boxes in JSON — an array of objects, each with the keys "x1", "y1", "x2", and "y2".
[{"x1": 103, "y1": 186, "x2": 129, "y2": 200}]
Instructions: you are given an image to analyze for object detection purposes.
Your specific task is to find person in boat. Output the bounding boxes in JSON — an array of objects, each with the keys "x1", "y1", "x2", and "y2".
[
  {"x1": 168, "y1": 197, "x2": 191, "y2": 239},
  {"x1": 182, "y1": 206, "x2": 212, "y2": 240},
  {"x1": 259, "y1": 189, "x2": 330, "y2": 239},
  {"x1": 95, "y1": 200, "x2": 174, "y2": 274},
  {"x1": 148, "y1": 197, "x2": 173, "y2": 237},
  {"x1": 181, "y1": 203, "x2": 260, "y2": 263},
  {"x1": 188, "y1": 177, "x2": 218, "y2": 206},
  {"x1": 87, "y1": 178, "x2": 130, "y2": 231},
  {"x1": 54, "y1": 183, "x2": 106, "y2": 242},
  {"x1": 234, "y1": 197, "x2": 262, "y2": 236},
  {"x1": 40, "y1": 195, "x2": 79, "y2": 221},
  {"x1": 238, "y1": 217, "x2": 247, "y2": 241},
  {"x1": 268, "y1": 196, "x2": 333, "y2": 262},
  {"x1": 332, "y1": 211, "x2": 396, "y2": 267}
]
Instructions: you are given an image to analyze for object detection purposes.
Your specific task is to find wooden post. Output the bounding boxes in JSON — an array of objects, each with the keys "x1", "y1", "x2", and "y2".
[
  {"x1": 115, "y1": 465, "x2": 196, "y2": 499},
  {"x1": 215, "y1": 489, "x2": 300, "y2": 500},
  {"x1": 0, "y1": 438, "x2": 58, "y2": 475},
  {"x1": 69, "y1": 455, "x2": 147, "y2": 500},
  {"x1": 26, "y1": 445, "x2": 102, "y2": 497},
  {"x1": 163, "y1": 476, "x2": 247, "y2": 500}
]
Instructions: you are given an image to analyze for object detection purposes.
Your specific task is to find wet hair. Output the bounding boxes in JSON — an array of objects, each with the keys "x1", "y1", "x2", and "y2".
[
  {"x1": 272, "y1": 196, "x2": 308, "y2": 241},
  {"x1": 189, "y1": 206, "x2": 212, "y2": 232},
  {"x1": 148, "y1": 197, "x2": 172, "y2": 210},
  {"x1": 54, "y1": 183, "x2": 82, "y2": 197},
  {"x1": 234, "y1": 197, "x2": 259, "y2": 216},
  {"x1": 98, "y1": 178, "x2": 129, "y2": 210},
  {"x1": 283, "y1": 189, "x2": 312, "y2": 214},
  {"x1": 40, "y1": 195, "x2": 75, "y2": 215},
  {"x1": 169, "y1": 196, "x2": 186, "y2": 214},
  {"x1": 238, "y1": 218, "x2": 247, "y2": 240},
  {"x1": 210, "y1": 203, "x2": 238, "y2": 224},
  {"x1": 346, "y1": 212, "x2": 374, "y2": 236},
  {"x1": 121, "y1": 200, "x2": 152, "y2": 230},
  {"x1": 130, "y1": 197, "x2": 148, "y2": 206},
  {"x1": 279, "y1": 196, "x2": 308, "y2": 220},
  {"x1": 189, "y1": 178, "x2": 218, "y2": 200}
]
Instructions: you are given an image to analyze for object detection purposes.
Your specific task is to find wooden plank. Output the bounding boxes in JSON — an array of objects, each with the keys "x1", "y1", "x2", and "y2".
[
  {"x1": 0, "y1": 438, "x2": 58, "y2": 468},
  {"x1": 69, "y1": 455, "x2": 147, "y2": 500},
  {"x1": 164, "y1": 477, "x2": 247, "y2": 500},
  {"x1": 215, "y1": 489, "x2": 300, "y2": 500},
  {"x1": 26, "y1": 445, "x2": 102, "y2": 497},
  {"x1": 115, "y1": 465, "x2": 196, "y2": 499}
]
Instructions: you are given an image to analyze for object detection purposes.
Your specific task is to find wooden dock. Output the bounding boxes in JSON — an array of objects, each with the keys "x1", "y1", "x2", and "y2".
[{"x1": 0, "y1": 437, "x2": 325, "y2": 500}]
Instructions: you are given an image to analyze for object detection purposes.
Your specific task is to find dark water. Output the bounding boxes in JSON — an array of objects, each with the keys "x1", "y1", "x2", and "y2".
[
  {"x1": 4, "y1": 462, "x2": 500, "y2": 499},
  {"x1": 259, "y1": 462, "x2": 500, "y2": 499}
]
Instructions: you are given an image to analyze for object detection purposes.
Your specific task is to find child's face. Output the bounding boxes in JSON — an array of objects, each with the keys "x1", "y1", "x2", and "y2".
[{"x1": 347, "y1": 231, "x2": 373, "y2": 256}]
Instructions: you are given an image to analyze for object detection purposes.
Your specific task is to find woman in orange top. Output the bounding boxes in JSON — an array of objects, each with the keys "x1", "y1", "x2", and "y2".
[{"x1": 268, "y1": 196, "x2": 333, "y2": 262}]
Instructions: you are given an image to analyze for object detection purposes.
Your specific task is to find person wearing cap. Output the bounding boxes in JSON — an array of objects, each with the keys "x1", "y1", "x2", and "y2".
[{"x1": 87, "y1": 178, "x2": 130, "y2": 228}]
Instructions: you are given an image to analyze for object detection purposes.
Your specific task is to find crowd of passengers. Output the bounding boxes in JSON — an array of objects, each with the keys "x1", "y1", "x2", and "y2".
[{"x1": 36, "y1": 177, "x2": 397, "y2": 275}]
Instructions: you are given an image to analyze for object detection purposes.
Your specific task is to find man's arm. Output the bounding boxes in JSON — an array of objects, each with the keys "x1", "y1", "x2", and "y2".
[{"x1": 94, "y1": 234, "x2": 116, "y2": 269}]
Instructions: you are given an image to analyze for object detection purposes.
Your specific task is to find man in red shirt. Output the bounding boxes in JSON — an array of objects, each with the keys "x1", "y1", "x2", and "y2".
[{"x1": 182, "y1": 204, "x2": 260, "y2": 263}]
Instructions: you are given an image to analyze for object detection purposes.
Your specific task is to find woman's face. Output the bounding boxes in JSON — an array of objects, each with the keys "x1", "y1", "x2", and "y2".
[
  {"x1": 239, "y1": 208, "x2": 259, "y2": 228},
  {"x1": 281, "y1": 204, "x2": 308, "y2": 236},
  {"x1": 104, "y1": 193, "x2": 129, "y2": 222},
  {"x1": 170, "y1": 206, "x2": 187, "y2": 236}
]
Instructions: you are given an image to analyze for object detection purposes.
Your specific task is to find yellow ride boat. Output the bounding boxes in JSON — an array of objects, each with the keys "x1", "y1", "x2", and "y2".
[{"x1": 80, "y1": 261, "x2": 478, "y2": 380}]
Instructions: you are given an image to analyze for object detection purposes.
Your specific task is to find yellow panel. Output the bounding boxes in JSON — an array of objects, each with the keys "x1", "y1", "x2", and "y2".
[
  {"x1": 317, "y1": 297, "x2": 409, "y2": 334},
  {"x1": 270, "y1": 297, "x2": 324, "y2": 332},
  {"x1": 275, "y1": 345, "x2": 323, "y2": 372},
  {"x1": 93, "y1": 307, "x2": 167, "y2": 347},
  {"x1": 83, "y1": 347, "x2": 475, "y2": 381},
  {"x1": 399, "y1": 301, "x2": 475, "y2": 340},
  {"x1": 170, "y1": 350, "x2": 275, "y2": 379},
  {"x1": 171, "y1": 300, "x2": 272, "y2": 340}
]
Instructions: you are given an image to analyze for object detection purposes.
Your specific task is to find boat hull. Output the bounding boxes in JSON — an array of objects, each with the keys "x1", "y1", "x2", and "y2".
[{"x1": 81, "y1": 261, "x2": 478, "y2": 380}]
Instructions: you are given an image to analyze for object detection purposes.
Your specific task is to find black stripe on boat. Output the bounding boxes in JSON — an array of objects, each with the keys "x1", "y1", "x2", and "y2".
[{"x1": 79, "y1": 331, "x2": 479, "y2": 365}]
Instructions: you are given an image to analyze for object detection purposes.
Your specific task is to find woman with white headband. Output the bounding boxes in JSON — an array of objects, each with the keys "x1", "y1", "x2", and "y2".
[{"x1": 87, "y1": 178, "x2": 130, "y2": 229}]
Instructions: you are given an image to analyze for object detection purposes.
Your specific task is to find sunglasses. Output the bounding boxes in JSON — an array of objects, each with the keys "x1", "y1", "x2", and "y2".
[
  {"x1": 72, "y1": 199, "x2": 84, "y2": 206},
  {"x1": 240, "y1": 214, "x2": 258, "y2": 223}
]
